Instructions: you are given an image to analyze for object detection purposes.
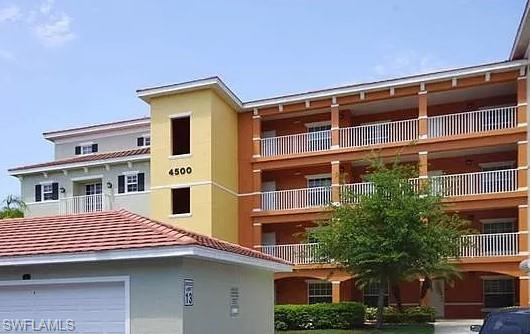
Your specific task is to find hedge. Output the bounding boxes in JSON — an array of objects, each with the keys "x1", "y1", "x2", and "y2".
[
  {"x1": 274, "y1": 302, "x2": 366, "y2": 331},
  {"x1": 365, "y1": 306, "x2": 436, "y2": 323}
]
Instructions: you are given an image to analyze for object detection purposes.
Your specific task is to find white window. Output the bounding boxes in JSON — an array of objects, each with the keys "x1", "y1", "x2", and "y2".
[
  {"x1": 126, "y1": 174, "x2": 138, "y2": 193},
  {"x1": 306, "y1": 122, "x2": 331, "y2": 151},
  {"x1": 484, "y1": 278, "x2": 515, "y2": 308},
  {"x1": 144, "y1": 136, "x2": 151, "y2": 146},
  {"x1": 363, "y1": 281, "x2": 389, "y2": 307},
  {"x1": 42, "y1": 183, "x2": 54, "y2": 201},
  {"x1": 482, "y1": 219, "x2": 516, "y2": 234},
  {"x1": 138, "y1": 135, "x2": 151, "y2": 147},
  {"x1": 308, "y1": 281, "x2": 332, "y2": 304}
]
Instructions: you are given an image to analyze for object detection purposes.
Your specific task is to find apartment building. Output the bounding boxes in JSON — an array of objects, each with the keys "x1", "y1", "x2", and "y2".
[
  {"x1": 9, "y1": 117, "x2": 151, "y2": 217},
  {"x1": 9, "y1": 3, "x2": 530, "y2": 319}
]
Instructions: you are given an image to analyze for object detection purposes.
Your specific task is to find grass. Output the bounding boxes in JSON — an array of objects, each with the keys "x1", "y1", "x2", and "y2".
[{"x1": 276, "y1": 323, "x2": 434, "y2": 334}]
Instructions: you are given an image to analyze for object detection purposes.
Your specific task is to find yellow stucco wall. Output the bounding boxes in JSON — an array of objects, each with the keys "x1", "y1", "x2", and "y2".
[{"x1": 148, "y1": 89, "x2": 238, "y2": 242}]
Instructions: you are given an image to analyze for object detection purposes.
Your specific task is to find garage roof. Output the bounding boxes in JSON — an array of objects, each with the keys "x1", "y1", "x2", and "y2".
[{"x1": 0, "y1": 210, "x2": 292, "y2": 272}]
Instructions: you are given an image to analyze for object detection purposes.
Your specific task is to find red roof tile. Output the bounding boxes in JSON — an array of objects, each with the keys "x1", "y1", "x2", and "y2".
[
  {"x1": 0, "y1": 210, "x2": 289, "y2": 264},
  {"x1": 8, "y1": 148, "x2": 150, "y2": 172}
]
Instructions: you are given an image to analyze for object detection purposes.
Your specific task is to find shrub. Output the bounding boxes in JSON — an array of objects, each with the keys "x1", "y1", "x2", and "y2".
[
  {"x1": 365, "y1": 306, "x2": 435, "y2": 323},
  {"x1": 274, "y1": 302, "x2": 366, "y2": 331}
]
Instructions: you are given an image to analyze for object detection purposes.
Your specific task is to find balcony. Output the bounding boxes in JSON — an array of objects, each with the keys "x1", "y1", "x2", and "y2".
[
  {"x1": 259, "y1": 106, "x2": 517, "y2": 158},
  {"x1": 58, "y1": 194, "x2": 112, "y2": 215},
  {"x1": 259, "y1": 233, "x2": 521, "y2": 264},
  {"x1": 260, "y1": 169, "x2": 518, "y2": 211}
]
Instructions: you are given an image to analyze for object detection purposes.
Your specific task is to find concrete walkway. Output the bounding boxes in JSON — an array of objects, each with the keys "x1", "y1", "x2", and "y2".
[{"x1": 434, "y1": 319, "x2": 482, "y2": 334}]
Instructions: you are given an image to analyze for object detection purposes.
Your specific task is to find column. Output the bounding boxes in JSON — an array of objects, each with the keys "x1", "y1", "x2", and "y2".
[
  {"x1": 253, "y1": 169, "x2": 262, "y2": 211},
  {"x1": 252, "y1": 222, "x2": 262, "y2": 249},
  {"x1": 252, "y1": 111, "x2": 261, "y2": 158},
  {"x1": 518, "y1": 76, "x2": 527, "y2": 127},
  {"x1": 418, "y1": 91, "x2": 428, "y2": 139},
  {"x1": 520, "y1": 277, "x2": 529, "y2": 307},
  {"x1": 331, "y1": 104, "x2": 340, "y2": 149},
  {"x1": 518, "y1": 141, "x2": 528, "y2": 190},
  {"x1": 331, "y1": 161, "x2": 341, "y2": 203},
  {"x1": 519, "y1": 205, "x2": 528, "y2": 255},
  {"x1": 418, "y1": 151, "x2": 428, "y2": 189},
  {"x1": 332, "y1": 281, "x2": 341, "y2": 303}
]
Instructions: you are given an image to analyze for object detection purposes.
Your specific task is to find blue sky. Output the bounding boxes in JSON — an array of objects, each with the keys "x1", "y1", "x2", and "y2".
[{"x1": 0, "y1": 0, "x2": 526, "y2": 200}]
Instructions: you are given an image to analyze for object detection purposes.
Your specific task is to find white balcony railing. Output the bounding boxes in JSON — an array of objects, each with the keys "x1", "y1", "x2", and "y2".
[
  {"x1": 260, "y1": 130, "x2": 331, "y2": 157},
  {"x1": 262, "y1": 170, "x2": 518, "y2": 212},
  {"x1": 429, "y1": 169, "x2": 518, "y2": 197},
  {"x1": 459, "y1": 232, "x2": 519, "y2": 257},
  {"x1": 428, "y1": 106, "x2": 517, "y2": 138},
  {"x1": 59, "y1": 194, "x2": 111, "y2": 215},
  {"x1": 339, "y1": 118, "x2": 419, "y2": 148},
  {"x1": 261, "y1": 186, "x2": 331, "y2": 211},
  {"x1": 258, "y1": 243, "x2": 323, "y2": 265},
  {"x1": 259, "y1": 233, "x2": 520, "y2": 264}
]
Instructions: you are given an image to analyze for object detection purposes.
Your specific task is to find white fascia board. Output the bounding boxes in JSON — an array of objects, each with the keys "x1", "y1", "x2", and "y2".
[
  {"x1": 510, "y1": 3, "x2": 530, "y2": 60},
  {"x1": 43, "y1": 119, "x2": 151, "y2": 142},
  {"x1": 136, "y1": 77, "x2": 243, "y2": 110},
  {"x1": 8, "y1": 154, "x2": 150, "y2": 176},
  {"x1": 0, "y1": 245, "x2": 293, "y2": 273},
  {"x1": 242, "y1": 60, "x2": 529, "y2": 109}
]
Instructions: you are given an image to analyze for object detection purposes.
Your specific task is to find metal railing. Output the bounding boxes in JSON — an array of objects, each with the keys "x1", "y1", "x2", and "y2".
[
  {"x1": 261, "y1": 186, "x2": 331, "y2": 211},
  {"x1": 59, "y1": 194, "x2": 110, "y2": 215},
  {"x1": 339, "y1": 119, "x2": 419, "y2": 148},
  {"x1": 260, "y1": 130, "x2": 331, "y2": 157},
  {"x1": 428, "y1": 106, "x2": 517, "y2": 138},
  {"x1": 429, "y1": 169, "x2": 518, "y2": 197},
  {"x1": 459, "y1": 232, "x2": 519, "y2": 257},
  {"x1": 258, "y1": 243, "x2": 324, "y2": 264}
]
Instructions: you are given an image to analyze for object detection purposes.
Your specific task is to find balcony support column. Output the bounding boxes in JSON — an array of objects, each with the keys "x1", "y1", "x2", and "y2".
[
  {"x1": 331, "y1": 104, "x2": 340, "y2": 149},
  {"x1": 418, "y1": 151, "x2": 428, "y2": 189},
  {"x1": 519, "y1": 205, "x2": 528, "y2": 255},
  {"x1": 253, "y1": 169, "x2": 262, "y2": 212},
  {"x1": 252, "y1": 112, "x2": 261, "y2": 158},
  {"x1": 252, "y1": 222, "x2": 262, "y2": 249},
  {"x1": 331, "y1": 161, "x2": 341, "y2": 203},
  {"x1": 520, "y1": 277, "x2": 530, "y2": 307},
  {"x1": 517, "y1": 76, "x2": 527, "y2": 127},
  {"x1": 418, "y1": 91, "x2": 428, "y2": 139},
  {"x1": 332, "y1": 281, "x2": 341, "y2": 303},
  {"x1": 518, "y1": 140, "x2": 528, "y2": 190}
]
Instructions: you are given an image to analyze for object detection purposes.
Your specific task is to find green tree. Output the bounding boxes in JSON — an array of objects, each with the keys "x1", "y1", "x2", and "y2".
[
  {"x1": 310, "y1": 157, "x2": 469, "y2": 328},
  {"x1": 0, "y1": 195, "x2": 26, "y2": 219}
]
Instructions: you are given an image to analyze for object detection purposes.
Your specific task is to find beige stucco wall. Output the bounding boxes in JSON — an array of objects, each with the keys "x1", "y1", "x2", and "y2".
[{"x1": 0, "y1": 257, "x2": 275, "y2": 334}]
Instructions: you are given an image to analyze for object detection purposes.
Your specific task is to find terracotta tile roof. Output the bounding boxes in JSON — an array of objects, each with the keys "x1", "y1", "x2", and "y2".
[
  {"x1": 8, "y1": 147, "x2": 150, "y2": 172},
  {"x1": 0, "y1": 210, "x2": 289, "y2": 264}
]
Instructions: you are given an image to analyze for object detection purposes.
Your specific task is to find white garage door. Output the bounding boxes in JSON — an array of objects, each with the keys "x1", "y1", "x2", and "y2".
[{"x1": 0, "y1": 280, "x2": 127, "y2": 334}]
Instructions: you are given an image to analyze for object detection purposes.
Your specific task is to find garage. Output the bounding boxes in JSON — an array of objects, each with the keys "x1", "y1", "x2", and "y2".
[
  {"x1": 0, "y1": 210, "x2": 291, "y2": 334},
  {"x1": 0, "y1": 278, "x2": 128, "y2": 334}
]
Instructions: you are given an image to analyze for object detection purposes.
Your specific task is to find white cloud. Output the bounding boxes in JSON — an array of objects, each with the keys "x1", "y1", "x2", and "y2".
[
  {"x1": 372, "y1": 50, "x2": 448, "y2": 79},
  {"x1": 0, "y1": 4, "x2": 21, "y2": 22},
  {"x1": 39, "y1": 0, "x2": 54, "y2": 15},
  {"x1": 34, "y1": 13, "x2": 75, "y2": 47}
]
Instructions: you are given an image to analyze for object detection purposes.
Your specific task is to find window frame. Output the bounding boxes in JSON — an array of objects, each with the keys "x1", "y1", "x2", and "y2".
[
  {"x1": 483, "y1": 277, "x2": 515, "y2": 309},
  {"x1": 124, "y1": 173, "x2": 139, "y2": 193},
  {"x1": 169, "y1": 112, "x2": 192, "y2": 158},
  {"x1": 41, "y1": 182, "x2": 55, "y2": 202},
  {"x1": 171, "y1": 186, "x2": 191, "y2": 217},
  {"x1": 307, "y1": 280, "x2": 333, "y2": 304},
  {"x1": 138, "y1": 134, "x2": 151, "y2": 147},
  {"x1": 481, "y1": 218, "x2": 517, "y2": 234},
  {"x1": 78, "y1": 142, "x2": 96, "y2": 155},
  {"x1": 363, "y1": 281, "x2": 390, "y2": 307}
]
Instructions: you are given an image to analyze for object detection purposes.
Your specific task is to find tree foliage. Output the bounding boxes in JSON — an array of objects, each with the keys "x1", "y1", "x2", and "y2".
[
  {"x1": 0, "y1": 195, "x2": 26, "y2": 219},
  {"x1": 310, "y1": 157, "x2": 470, "y2": 328}
]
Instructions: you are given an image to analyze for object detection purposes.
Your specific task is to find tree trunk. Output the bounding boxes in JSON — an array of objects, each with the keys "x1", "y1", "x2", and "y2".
[
  {"x1": 375, "y1": 281, "x2": 385, "y2": 329},
  {"x1": 391, "y1": 284, "x2": 403, "y2": 311}
]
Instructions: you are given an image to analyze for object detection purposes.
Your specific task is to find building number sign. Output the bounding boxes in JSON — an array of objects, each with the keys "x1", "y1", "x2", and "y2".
[
  {"x1": 169, "y1": 166, "x2": 192, "y2": 176},
  {"x1": 184, "y1": 279, "x2": 194, "y2": 306}
]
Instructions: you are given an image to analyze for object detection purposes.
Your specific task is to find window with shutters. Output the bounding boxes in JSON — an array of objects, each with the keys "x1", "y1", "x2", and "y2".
[
  {"x1": 36, "y1": 182, "x2": 58, "y2": 202},
  {"x1": 75, "y1": 143, "x2": 98, "y2": 155},
  {"x1": 137, "y1": 135, "x2": 151, "y2": 147},
  {"x1": 118, "y1": 173, "x2": 145, "y2": 194},
  {"x1": 171, "y1": 116, "x2": 191, "y2": 156}
]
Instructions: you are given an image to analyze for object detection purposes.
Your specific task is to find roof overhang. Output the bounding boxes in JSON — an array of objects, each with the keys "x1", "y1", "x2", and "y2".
[
  {"x1": 0, "y1": 245, "x2": 293, "y2": 273},
  {"x1": 511, "y1": 1, "x2": 530, "y2": 60},
  {"x1": 8, "y1": 154, "x2": 150, "y2": 176},
  {"x1": 136, "y1": 77, "x2": 244, "y2": 110},
  {"x1": 43, "y1": 118, "x2": 150, "y2": 143}
]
